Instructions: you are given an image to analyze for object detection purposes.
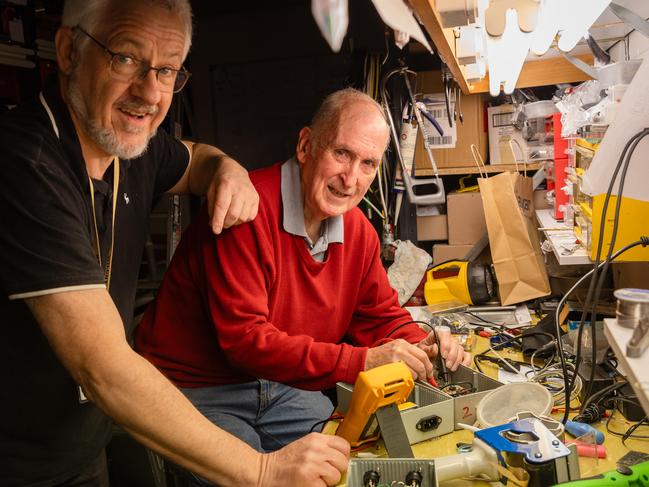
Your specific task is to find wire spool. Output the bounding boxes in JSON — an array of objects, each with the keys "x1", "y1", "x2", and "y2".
[{"x1": 614, "y1": 288, "x2": 649, "y2": 329}]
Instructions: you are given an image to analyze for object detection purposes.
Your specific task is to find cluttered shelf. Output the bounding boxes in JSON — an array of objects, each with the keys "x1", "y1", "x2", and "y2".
[
  {"x1": 536, "y1": 208, "x2": 591, "y2": 265},
  {"x1": 415, "y1": 161, "x2": 544, "y2": 176}
]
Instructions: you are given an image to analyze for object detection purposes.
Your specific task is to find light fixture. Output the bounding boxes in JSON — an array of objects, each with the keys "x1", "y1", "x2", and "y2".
[
  {"x1": 485, "y1": 8, "x2": 533, "y2": 96},
  {"x1": 480, "y1": 0, "x2": 612, "y2": 94}
]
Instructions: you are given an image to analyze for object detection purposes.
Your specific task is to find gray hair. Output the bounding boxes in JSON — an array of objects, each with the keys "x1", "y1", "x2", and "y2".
[
  {"x1": 309, "y1": 88, "x2": 387, "y2": 153},
  {"x1": 62, "y1": 0, "x2": 193, "y2": 59}
]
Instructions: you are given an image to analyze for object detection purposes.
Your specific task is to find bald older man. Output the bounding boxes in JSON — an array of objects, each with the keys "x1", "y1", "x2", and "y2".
[{"x1": 136, "y1": 88, "x2": 470, "y2": 459}]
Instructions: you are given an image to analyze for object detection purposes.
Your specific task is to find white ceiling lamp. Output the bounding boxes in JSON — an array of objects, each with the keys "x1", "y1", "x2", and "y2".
[
  {"x1": 529, "y1": 0, "x2": 562, "y2": 55},
  {"x1": 485, "y1": 8, "x2": 534, "y2": 95},
  {"x1": 555, "y1": 0, "x2": 612, "y2": 53},
  {"x1": 481, "y1": 0, "x2": 613, "y2": 94},
  {"x1": 530, "y1": 0, "x2": 612, "y2": 55},
  {"x1": 484, "y1": 0, "x2": 541, "y2": 37}
]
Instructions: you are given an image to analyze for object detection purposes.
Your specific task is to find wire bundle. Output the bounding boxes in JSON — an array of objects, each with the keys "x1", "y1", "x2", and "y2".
[
  {"x1": 527, "y1": 362, "x2": 582, "y2": 405},
  {"x1": 553, "y1": 128, "x2": 649, "y2": 423}
]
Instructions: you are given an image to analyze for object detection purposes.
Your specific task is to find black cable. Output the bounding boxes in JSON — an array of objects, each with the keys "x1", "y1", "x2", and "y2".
[
  {"x1": 472, "y1": 331, "x2": 555, "y2": 373},
  {"x1": 571, "y1": 130, "x2": 643, "y2": 410},
  {"x1": 570, "y1": 130, "x2": 644, "y2": 402},
  {"x1": 622, "y1": 416, "x2": 649, "y2": 445},
  {"x1": 384, "y1": 320, "x2": 434, "y2": 338},
  {"x1": 581, "y1": 129, "x2": 649, "y2": 413},
  {"x1": 573, "y1": 380, "x2": 628, "y2": 423},
  {"x1": 464, "y1": 311, "x2": 506, "y2": 327},
  {"x1": 309, "y1": 411, "x2": 343, "y2": 433},
  {"x1": 559, "y1": 236, "x2": 649, "y2": 423},
  {"x1": 605, "y1": 408, "x2": 649, "y2": 443},
  {"x1": 573, "y1": 403, "x2": 604, "y2": 424}
]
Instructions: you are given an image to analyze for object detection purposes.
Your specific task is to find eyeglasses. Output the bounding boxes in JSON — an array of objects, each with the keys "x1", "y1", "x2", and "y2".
[{"x1": 75, "y1": 26, "x2": 191, "y2": 93}]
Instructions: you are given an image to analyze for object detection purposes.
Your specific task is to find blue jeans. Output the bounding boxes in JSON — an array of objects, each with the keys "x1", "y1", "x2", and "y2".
[
  {"x1": 182, "y1": 380, "x2": 333, "y2": 451},
  {"x1": 176, "y1": 380, "x2": 333, "y2": 486}
]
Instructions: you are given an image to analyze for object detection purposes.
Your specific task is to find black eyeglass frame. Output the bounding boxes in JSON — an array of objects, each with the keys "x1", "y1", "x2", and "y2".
[{"x1": 74, "y1": 26, "x2": 191, "y2": 93}]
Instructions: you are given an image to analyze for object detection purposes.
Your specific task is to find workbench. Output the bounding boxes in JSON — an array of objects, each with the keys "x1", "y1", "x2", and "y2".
[{"x1": 329, "y1": 336, "x2": 646, "y2": 486}]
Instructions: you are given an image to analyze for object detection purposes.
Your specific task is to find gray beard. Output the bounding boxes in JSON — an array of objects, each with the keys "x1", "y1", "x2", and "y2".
[{"x1": 66, "y1": 73, "x2": 156, "y2": 160}]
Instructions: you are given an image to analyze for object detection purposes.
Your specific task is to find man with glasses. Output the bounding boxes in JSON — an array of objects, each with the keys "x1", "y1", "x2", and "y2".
[
  {"x1": 0, "y1": 1, "x2": 349, "y2": 486},
  {"x1": 136, "y1": 89, "x2": 470, "y2": 470}
]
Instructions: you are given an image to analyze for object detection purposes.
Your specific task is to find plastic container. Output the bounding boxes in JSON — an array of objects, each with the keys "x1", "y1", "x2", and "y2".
[
  {"x1": 523, "y1": 100, "x2": 556, "y2": 119},
  {"x1": 476, "y1": 382, "x2": 553, "y2": 428}
]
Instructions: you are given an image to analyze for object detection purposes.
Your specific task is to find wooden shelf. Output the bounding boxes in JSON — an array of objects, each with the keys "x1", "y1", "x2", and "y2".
[
  {"x1": 410, "y1": 0, "x2": 594, "y2": 94},
  {"x1": 415, "y1": 161, "x2": 544, "y2": 176}
]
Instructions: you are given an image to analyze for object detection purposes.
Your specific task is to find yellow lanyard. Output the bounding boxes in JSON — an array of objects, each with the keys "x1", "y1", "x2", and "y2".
[{"x1": 88, "y1": 157, "x2": 119, "y2": 291}]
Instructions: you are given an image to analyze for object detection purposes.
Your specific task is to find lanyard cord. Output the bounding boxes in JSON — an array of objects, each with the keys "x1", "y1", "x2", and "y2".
[{"x1": 88, "y1": 157, "x2": 119, "y2": 291}]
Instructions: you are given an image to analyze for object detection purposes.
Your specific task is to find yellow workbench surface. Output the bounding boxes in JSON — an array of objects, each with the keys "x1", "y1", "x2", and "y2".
[{"x1": 330, "y1": 336, "x2": 646, "y2": 486}]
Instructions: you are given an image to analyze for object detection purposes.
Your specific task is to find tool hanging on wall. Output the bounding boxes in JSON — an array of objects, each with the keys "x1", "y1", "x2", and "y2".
[
  {"x1": 381, "y1": 66, "x2": 446, "y2": 206},
  {"x1": 442, "y1": 68, "x2": 454, "y2": 127}
]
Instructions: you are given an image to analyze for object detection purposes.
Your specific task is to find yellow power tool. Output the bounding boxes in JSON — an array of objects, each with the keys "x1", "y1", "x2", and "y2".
[{"x1": 424, "y1": 260, "x2": 495, "y2": 306}]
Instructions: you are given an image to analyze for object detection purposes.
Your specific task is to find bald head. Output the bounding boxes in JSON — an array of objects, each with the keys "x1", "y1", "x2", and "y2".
[
  {"x1": 309, "y1": 88, "x2": 388, "y2": 156},
  {"x1": 296, "y1": 88, "x2": 389, "y2": 228}
]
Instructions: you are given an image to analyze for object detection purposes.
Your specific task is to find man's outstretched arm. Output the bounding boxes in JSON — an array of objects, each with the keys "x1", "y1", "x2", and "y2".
[{"x1": 27, "y1": 288, "x2": 349, "y2": 487}]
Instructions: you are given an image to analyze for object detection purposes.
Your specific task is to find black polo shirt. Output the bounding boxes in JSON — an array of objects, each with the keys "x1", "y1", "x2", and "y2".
[{"x1": 0, "y1": 82, "x2": 189, "y2": 486}]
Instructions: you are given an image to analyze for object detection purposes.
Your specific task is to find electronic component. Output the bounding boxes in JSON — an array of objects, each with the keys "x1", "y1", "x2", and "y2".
[
  {"x1": 335, "y1": 362, "x2": 413, "y2": 448},
  {"x1": 348, "y1": 459, "x2": 436, "y2": 487},
  {"x1": 336, "y1": 379, "x2": 454, "y2": 445},
  {"x1": 347, "y1": 419, "x2": 578, "y2": 487},
  {"x1": 435, "y1": 364, "x2": 503, "y2": 429},
  {"x1": 362, "y1": 469, "x2": 380, "y2": 487},
  {"x1": 405, "y1": 469, "x2": 423, "y2": 487},
  {"x1": 616, "y1": 384, "x2": 646, "y2": 422}
]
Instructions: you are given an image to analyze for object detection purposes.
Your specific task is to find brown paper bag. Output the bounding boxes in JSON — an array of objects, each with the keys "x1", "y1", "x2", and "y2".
[
  {"x1": 513, "y1": 156, "x2": 534, "y2": 219},
  {"x1": 478, "y1": 171, "x2": 550, "y2": 305}
]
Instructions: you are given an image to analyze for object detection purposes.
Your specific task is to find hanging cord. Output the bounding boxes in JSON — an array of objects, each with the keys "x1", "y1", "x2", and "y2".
[
  {"x1": 557, "y1": 236, "x2": 649, "y2": 423},
  {"x1": 581, "y1": 129, "x2": 649, "y2": 410}
]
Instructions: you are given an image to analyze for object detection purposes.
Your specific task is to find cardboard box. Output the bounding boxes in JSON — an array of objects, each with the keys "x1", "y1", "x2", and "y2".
[
  {"x1": 534, "y1": 189, "x2": 550, "y2": 210},
  {"x1": 432, "y1": 244, "x2": 474, "y2": 264},
  {"x1": 413, "y1": 71, "x2": 488, "y2": 174},
  {"x1": 416, "y1": 214, "x2": 448, "y2": 241},
  {"x1": 447, "y1": 192, "x2": 487, "y2": 245}
]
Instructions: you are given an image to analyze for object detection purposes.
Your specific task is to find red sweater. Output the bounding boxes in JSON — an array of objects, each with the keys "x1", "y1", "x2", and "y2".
[{"x1": 135, "y1": 162, "x2": 426, "y2": 390}]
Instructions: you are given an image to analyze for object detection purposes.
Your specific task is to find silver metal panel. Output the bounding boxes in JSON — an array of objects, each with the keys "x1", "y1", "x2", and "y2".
[{"x1": 347, "y1": 459, "x2": 437, "y2": 487}]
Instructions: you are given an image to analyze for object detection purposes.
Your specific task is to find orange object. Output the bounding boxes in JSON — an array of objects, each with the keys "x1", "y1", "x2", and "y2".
[{"x1": 336, "y1": 362, "x2": 413, "y2": 447}]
